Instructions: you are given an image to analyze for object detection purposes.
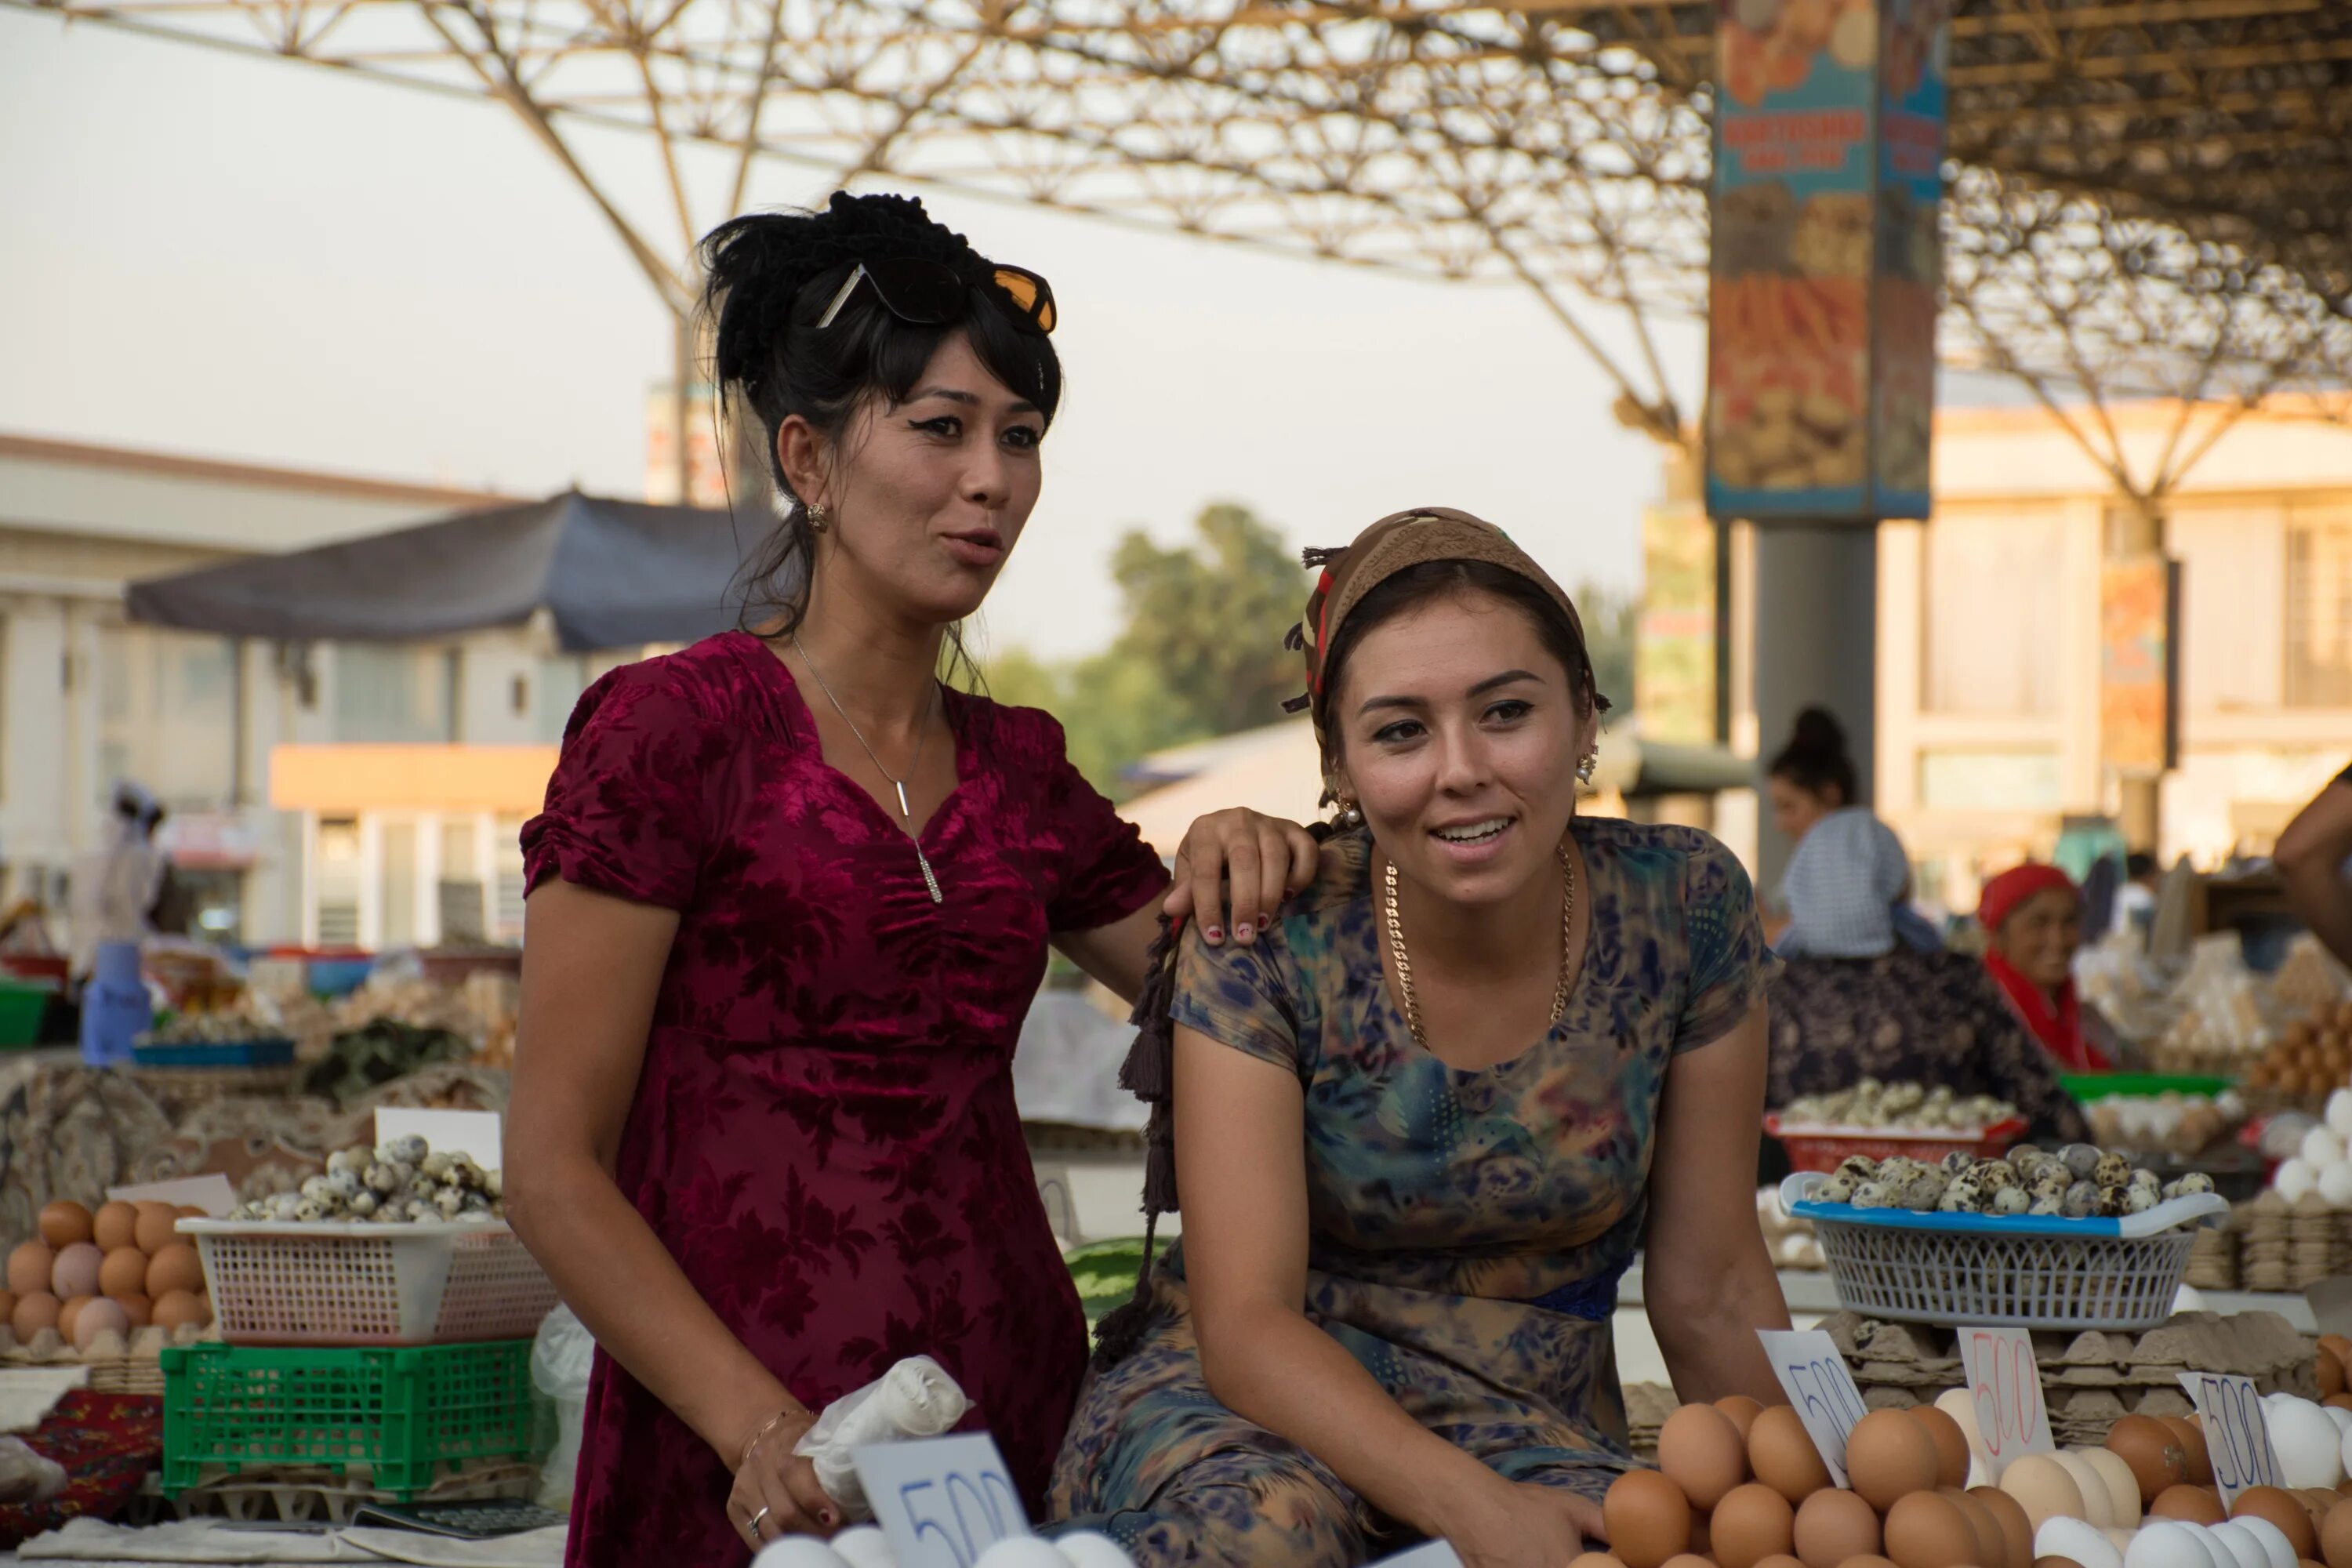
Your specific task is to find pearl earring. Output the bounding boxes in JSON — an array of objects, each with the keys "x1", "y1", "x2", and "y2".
[{"x1": 805, "y1": 501, "x2": 828, "y2": 532}]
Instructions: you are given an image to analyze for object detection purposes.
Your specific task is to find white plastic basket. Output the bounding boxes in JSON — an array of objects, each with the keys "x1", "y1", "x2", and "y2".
[
  {"x1": 1779, "y1": 1174, "x2": 2227, "y2": 1330},
  {"x1": 179, "y1": 1219, "x2": 558, "y2": 1347}
]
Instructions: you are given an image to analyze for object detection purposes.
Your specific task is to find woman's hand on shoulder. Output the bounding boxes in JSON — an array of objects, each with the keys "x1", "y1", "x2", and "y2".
[
  {"x1": 1436, "y1": 1475, "x2": 1602, "y2": 1568},
  {"x1": 1164, "y1": 809, "x2": 1319, "y2": 946}
]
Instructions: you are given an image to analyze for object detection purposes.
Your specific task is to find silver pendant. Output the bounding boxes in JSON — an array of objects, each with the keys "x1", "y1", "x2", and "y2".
[
  {"x1": 894, "y1": 780, "x2": 911, "y2": 817},
  {"x1": 916, "y1": 848, "x2": 942, "y2": 905}
]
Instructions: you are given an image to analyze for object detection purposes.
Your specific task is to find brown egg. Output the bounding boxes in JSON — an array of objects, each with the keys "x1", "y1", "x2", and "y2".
[
  {"x1": 111, "y1": 1292, "x2": 151, "y2": 1330},
  {"x1": 1570, "y1": 1556, "x2": 1630, "y2": 1568},
  {"x1": 2329, "y1": 1351, "x2": 2352, "y2": 1402},
  {"x1": 56, "y1": 1294, "x2": 93, "y2": 1344},
  {"x1": 2035, "y1": 1559, "x2": 2086, "y2": 1568},
  {"x1": 132, "y1": 1203, "x2": 180, "y2": 1257},
  {"x1": 1605, "y1": 1470, "x2": 1694, "y2": 1568},
  {"x1": 1715, "y1": 1483, "x2": 1799, "y2": 1568},
  {"x1": 0, "y1": 1289, "x2": 13, "y2": 1327},
  {"x1": 1849, "y1": 1410, "x2": 1944, "y2": 1512},
  {"x1": 1752, "y1": 1404, "x2": 1835, "y2": 1504},
  {"x1": 2001, "y1": 1454, "x2": 2089, "y2": 1533},
  {"x1": 1972, "y1": 1485, "x2": 2037, "y2": 1568},
  {"x1": 2321, "y1": 1336, "x2": 2352, "y2": 1371},
  {"x1": 2237, "y1": 1488, "x2": 2319, "y2": 1559},
  {"x1": 151, "y1": 1289, "x2": 209, "y2": 1334},
  {"x1": 71, "y1": 1296, "x2": 127, "y2": 1353},
  {"x1": 1939, "y1": 1487, "x2": 2006, "y2": 1568},
  {"x1": 2322, "y1": 1504, "x2": 2352, "y2": 1568},
  {"x1": 97, "y1": 1247, "x2": 147, "y2": 1301},
  {"x1": 1798, "y1": 1488, "x2": 1886, "y2": 1568},
  {"x1": 1660, "y1": 1556, "x2": 1712, "y2": 1568},
  {"x1": 174, "y1": 1206, "x2": 206, "y2": 1222},
  {"x1": 2107, "y1": 1414, "x2": 2188, "y2": 1506},
  {"x1": 1662, "y1": 1403, "x2": 1751, "y2": 1508},
  {"x1": 2303, "y1": 1491, "x2": 2343, "y2": 1520},
  {"x1": 2150, "y1": 1485, "x2": 2226, "y2": 1525},
  {"x1": 1913, "y1": 1407, "x2": 1972, "y2": 1491},
  {"x1": 37, "y1": 1201, "x2": 92, "y2": 1249},
  {"x1": 91, "y1": 1202, "x2": 138, "y2": 1254},
  {"x1": 9, "y1": 1290, "x2": 59, "y2": 1341},
  {"x1": 4, "y1": 1241, "x2": 51, "y2": 1298},
  {"x1": 1837, "y1": 1559, "x2": 1903, "y2": 1568},
  {"x1": 1884, "y1": 1492, "x2": 1977, "y2": 1568},
  {"x1": 1718, "y1": 1396, "x2": 1768, "y2": 1440},
  {"x1": 1757, "y1": 1557, "x2": 1809, "y2": 1568},
  {"x1": 144, "y1": 1243, "x2": 204, "y2": 1300},
  {"x1": 2160, "y1": 1417, "x2": 2214, "y2": 1486}
]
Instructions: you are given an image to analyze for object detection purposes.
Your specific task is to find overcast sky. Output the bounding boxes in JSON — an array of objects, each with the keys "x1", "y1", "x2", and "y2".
[{"x1": 0, "y1": 11, "x2": 1704, "y2": 659}]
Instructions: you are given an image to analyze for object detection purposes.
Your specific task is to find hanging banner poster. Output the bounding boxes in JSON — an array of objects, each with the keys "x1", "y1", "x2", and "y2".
[{"x1": 1706, "y1": 0, "x2": 1951, "y2": 524}]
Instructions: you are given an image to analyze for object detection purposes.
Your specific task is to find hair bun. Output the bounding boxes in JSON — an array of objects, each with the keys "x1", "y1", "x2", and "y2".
[{"x1": 1787, "y1": 706, "x2": 1850, "y2": 761}]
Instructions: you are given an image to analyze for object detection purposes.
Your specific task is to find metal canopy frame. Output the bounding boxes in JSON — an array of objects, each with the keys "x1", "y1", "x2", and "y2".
[{"x1": 13, "y1": 0, "x2": 2349, "y2": 506}]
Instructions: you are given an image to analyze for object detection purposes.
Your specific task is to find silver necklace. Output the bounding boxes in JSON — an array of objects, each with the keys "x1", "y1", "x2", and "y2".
[{"x1": 792, "y1": 632, "x2": 944, "y2": 904}]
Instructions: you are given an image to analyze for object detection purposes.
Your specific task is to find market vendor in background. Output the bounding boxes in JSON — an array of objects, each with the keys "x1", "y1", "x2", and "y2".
[
  {"x1": 1054, "y1": 510, "x2": 1792, "y2": 1568},
  {"x1": 1766, "y1": 811, "x2": 2089, "y2": 1153},
  {"x1": 506, "y1": 193, "x2": 1318, "y2": 1567},
  {"x1": 2278, "y1": 766, "x2": 2352, "y2": 968},
  {"x1": 1978, "y1": 862, "x2": 2133, "y2": 1073},
  {"x1": 1763, "y1": 708, "x2": 1941, "y2": 953}
]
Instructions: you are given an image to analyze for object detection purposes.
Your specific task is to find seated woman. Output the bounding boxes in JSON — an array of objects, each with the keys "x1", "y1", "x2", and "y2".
[
  {"x1": 1764, "y1": 710, "x2": 1940, "y2": 953},
  {"x1": 1978, "y1": 862, "x2": 2130, "y2": 1073},
  {"x1": 1766, "y1": 819, "x2": 2089, "y2": 1148},
  {"x1": 1051, "y1": 509, "x2": 1792, "y2": 1568}
]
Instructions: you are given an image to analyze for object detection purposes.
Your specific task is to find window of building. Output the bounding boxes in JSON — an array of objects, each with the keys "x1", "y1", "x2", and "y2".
[
  {"x1": 315, "y1": 817, "x2": 361, "y2": 947},
  {"x1": 97, "y1": 626, "x2": 238, "y2": 808},
  {"x1": 2286, "y1": 507, "x2": 2352, "y2": 709},
  {"x1": 438, "y1": 816, "x2": 486, "y2": 942},
  {"x1": 1921, "y1": 513, "x2": 2066, "y2": 716},
  {"x1": 2172, "y1": 506, "x2": 2286, "y2": 712},
  {"x1": 535, "y1": 655, "x2": 592, "y2": 745},
  {"x1": 1918, "y1": 750, "x2": 2064, "y2": 813},
  {"x1": 380, "y1": 819, "x2": 418, "y2": 949},
  {"x1": 494, "y1": 814, "x2": 526, "y2": 942},
  {"x1": 333, "y1": 645, "x2": 459, "y2": 743}
]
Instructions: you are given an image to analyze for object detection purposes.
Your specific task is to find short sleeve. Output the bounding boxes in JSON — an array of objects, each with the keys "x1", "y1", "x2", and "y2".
[
  {"x1": 1033, "y1": 712, "x2": 1173, "y2": 933},
  {"x1": 1167, "y1": 921, "x2": 1302, "y2": 1076},
  {"x1": 520, "y1": 664, "x2": 729, "y2": 911},
  {"x1": 1675, "y1": 836, "x2": 1780, "y2": 1053}
]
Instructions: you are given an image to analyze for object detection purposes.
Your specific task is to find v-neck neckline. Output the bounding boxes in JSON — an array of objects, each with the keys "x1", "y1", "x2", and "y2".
[{"x1": 731, "y1": 630, "x2": 976, "y2": 848}]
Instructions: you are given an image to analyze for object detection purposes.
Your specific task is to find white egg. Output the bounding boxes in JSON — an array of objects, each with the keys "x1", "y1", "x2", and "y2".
[
  {"x1": 2206, "y1": 1523, "x2": 2270, "y2": 1568},
  {"x1": 829, "y1": 1526, "x2": 898, "y2": 1568},
  {"x1": 973, "y1": 1541, "x2": 1073, "y2": 1568},
  {"x1": 2277, "y1": 1158, "x2": 2318, "y2": 1203},
  {"x1": 2043, "y1": 1517, "x2": 2126, "y2": 1568},
  {"x1": 2325, "y1": 1163, "x2": 2352, "y2": 1209},
  {"x1": 2329, "y1": 1088, "x2": 2352, "y2": 1140},
  {"x1": 1055, "y1": 1533, "x2": 1137, "y2": 1568},
  {"x1": 2327, "y1": 1405, "x2": 2352, "y2": 1437},
  {"x1": 2304, "y1": 1128, "x2": 2346, "y2": 1167},
  {"x1": 2127, "y1": 1521, "x2": 2220, "y2": 1568},
  {"x1": 1936, "y1": 1387, "x2": 1996, "y2": 1486},
  {"x1": 2071, "y1": 1446, "x2": 2143, "y2": 1526},
  {"x1": 2053, "y1": 1449, "x2": 2117, "y2": 1526},
  {"x1": 752, "y1": 1541, "x2": 853, "y2": 1568},
  {"x1": 2230, "y1": 1515, "x2": 2298, "y2": 1568},
  {"x1": 2107, "y1": 1531, "x2": 2140, "y2": 1554},
  {"x1": 2263, "y1": 1397, "x2": 2343, "y2": 1488},
  {"x1": 2339, "y1": 1419, "x2": 2352, "y2": 1479}
]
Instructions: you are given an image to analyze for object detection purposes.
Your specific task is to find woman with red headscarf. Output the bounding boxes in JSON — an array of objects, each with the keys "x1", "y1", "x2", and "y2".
[{"x1": 1978, "y1": 863, "x2": 2121, "y2": 1073}]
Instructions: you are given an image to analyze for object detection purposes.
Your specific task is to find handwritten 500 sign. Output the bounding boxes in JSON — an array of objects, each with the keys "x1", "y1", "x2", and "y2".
[
  {"x1": 1759, "y1": 1329, "x2": 1870, "y2": 1487},
  {"x1": 855, "y1": 1434, "x2": 1033, "y2": 1568}
]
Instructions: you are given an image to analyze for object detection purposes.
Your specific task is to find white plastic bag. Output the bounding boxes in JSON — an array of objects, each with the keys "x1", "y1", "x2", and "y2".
[
  {"x1": 530, "y1": 1304, "x2": 596, "y2": 1512},
  {"x1": 792, "y1": 1356, "x2": 970, "y2": 1519},
  {"x1": 0, "y1": 1435, "x2": 66, "y2": 1504}
]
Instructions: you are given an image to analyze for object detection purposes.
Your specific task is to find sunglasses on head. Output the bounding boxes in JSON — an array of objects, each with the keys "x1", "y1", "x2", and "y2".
[{"x1": 815, "y1": 257, "x2": 1058, "y2": 336}]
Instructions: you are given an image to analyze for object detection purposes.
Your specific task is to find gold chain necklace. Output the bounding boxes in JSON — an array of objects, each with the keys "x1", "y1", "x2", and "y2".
[{"x1": 1383, "y1": 838, "x2": 1577, "y2": 1050}]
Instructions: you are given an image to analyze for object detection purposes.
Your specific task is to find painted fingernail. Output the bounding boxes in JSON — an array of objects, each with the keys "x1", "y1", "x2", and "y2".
[
  {"x1": 1235, "y1": 922, "x2": 1254, "y2": 941},
  {"x1": 1259, "y1": 913, "x2": 1275, "y2": 930},
  {"x1": 1204, "y1": 925, "x2": 1224, "y2": 943},
  {"x1": 821, "y1": 1511, "x2": 838, "y2": 1528}
]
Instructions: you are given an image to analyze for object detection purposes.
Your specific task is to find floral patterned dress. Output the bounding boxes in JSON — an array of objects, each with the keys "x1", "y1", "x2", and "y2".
[
  {"x1": 521, "y1": 632, "x2": 1168, "y2": 1568},
  {"x1": 1049, "y1": 819, "x2": 1774, "y2": 1567}
]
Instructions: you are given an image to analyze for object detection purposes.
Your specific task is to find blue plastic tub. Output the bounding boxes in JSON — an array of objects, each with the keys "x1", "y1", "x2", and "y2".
[{"x1": 133, "y1": 1036, "x2": 296, "y2": 1069}]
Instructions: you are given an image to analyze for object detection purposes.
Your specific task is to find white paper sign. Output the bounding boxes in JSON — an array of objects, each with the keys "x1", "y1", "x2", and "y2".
[
  {"x1": 855, "y1": 1433, "x2": 1031, "y2": 1568},
  {"x1": 107, "y1": 1174, "x2": 237, "y2": 1216},
  {"x1": 1759, "y1": 1328, "x2": 1867, "y2": 1487},
  {"x1": 375, "y1": 1109, "x2": 503, "y2": 1173},
  {"x1": 1370, "y1": 1545, "x2": 1467, "y2": 1567},
  {"x1": 1957, "y1": 1326, "x2": 2054, "y2": 1475},
  {"x1": 2178, "y1": 1372, "x2": 2282, "y2": 1509}
]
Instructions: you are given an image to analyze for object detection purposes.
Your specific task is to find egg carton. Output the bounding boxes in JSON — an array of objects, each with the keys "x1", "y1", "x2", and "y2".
[{"x1": 125, "y1": 1461, "x2": 539, "y2": 1527}]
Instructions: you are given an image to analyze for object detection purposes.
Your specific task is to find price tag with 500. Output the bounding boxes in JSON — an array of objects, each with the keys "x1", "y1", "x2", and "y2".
[
  {"x1": 1957, "y1": 1327, "x2": 2053, "y2": 1477},
  {"x1": 2178, "y1": 1373, "x2": 2283, "y2": 1511},
  {"x1": 1759, "y1": 1329, "x2": 1869, "y2": 1487},
  {"x1": 855, "y1": 1433, "x2": 1032, "y2": 1568}
]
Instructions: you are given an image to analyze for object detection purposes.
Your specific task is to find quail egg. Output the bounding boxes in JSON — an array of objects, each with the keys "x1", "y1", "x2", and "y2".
[
  {"x1": 2062, "y1": 1181, "x2": 2100, "y2": 1218},
  {"x1": 1816, "y1": 1177, "x2": 1857, "y2": 1203},
  {"x1": 1852, "y1": 1181, "x2": 1898, "y2": 1209},
  {"x1": 2092, "y1": 1151, "x2": 2132, "y2": 1189},
  {"x1": 2060, "y1": 1144, "x2": 2102, "y2": 1179},
  {"x1": 1991, "y1": 1186, "x2": 2031, "y2": 1216}
]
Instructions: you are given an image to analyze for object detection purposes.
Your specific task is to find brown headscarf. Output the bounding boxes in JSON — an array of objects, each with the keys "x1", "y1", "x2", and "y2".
[{"x1": 1093, "y1": 504, "x2": 1609, "y2": 1368}]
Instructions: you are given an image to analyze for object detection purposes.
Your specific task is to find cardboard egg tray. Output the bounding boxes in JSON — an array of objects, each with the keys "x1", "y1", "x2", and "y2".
[{"x1": 1819, "y1": 1308, "x2": 2314, "y2": 1448}]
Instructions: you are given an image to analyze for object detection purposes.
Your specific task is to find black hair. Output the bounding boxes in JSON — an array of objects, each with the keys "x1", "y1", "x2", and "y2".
[
  {"x1": 1769, "y1": 706, "x2": 1857, "y2": 807},
  {"x1": 1313, "y1": 559, "x2": 1611, "y2": 774},
  {"x1": 2125, "y1": 851, "x2": 2158, "y2": 880},
  {"x1": 697, "y1": 193, "x2": 1063, "y2": 662}
]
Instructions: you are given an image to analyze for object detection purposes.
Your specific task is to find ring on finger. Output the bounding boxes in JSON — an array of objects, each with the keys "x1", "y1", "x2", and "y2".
[{"x1": 747, "y1": 1505, "x2": 771, "y2": 1540}]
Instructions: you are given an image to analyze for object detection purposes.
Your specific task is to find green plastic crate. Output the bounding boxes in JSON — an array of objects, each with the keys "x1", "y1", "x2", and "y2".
[
  {"x1": 162, "y1": 1339, "x2": 535, "y2": 1500},
  {"x1": 0, "y1": 982, "x2": 49, "y2": 1048},
  {"x1": 2058, "y1": 1072, "x2": 2235, "y2": 1102}
]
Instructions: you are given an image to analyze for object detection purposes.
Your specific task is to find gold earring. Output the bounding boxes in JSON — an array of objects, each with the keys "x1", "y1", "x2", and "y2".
[
  {"x1": 805, "y1": 501, "x2": 828, "y2": 532},
  {"x1": 1577, "y1": 752, "x2": 1597, "y2": 786},
  {"x1": 1334, "y1": 797, "x2": 1364, "y2": 829}
]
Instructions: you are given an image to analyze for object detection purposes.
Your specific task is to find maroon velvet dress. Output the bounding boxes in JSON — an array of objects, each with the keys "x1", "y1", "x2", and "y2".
[{"x1": 521, "y1": 631, "x2": 1168, "y2": 1567}]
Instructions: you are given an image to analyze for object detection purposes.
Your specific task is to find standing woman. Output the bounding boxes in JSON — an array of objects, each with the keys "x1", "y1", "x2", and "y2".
[{"x1": 506, "y1": 192, "x2": 1315, "y2": 1566}]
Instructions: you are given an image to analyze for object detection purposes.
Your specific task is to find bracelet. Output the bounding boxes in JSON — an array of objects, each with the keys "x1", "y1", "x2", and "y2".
[{"x1": 737, "y1": 1408, "x2": 804, "y2": 1473}]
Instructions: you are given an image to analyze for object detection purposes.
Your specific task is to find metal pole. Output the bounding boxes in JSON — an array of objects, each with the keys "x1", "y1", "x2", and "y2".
[{"x1": 1752, "y1": 523, "x2": 1879, "y2": 895}]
